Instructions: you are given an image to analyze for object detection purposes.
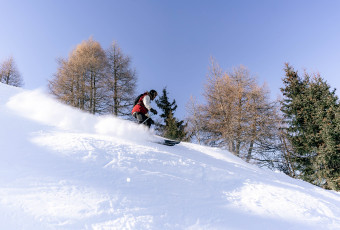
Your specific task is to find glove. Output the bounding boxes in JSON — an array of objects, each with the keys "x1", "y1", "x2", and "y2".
[{"x1": 150, "y1": 108, "x2": 158, "y2": 115}]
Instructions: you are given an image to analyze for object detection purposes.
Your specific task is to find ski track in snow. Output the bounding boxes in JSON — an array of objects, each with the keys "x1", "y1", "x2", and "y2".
[{"x1": 1, "y1": 84, "x2": 340, "y2": 230}]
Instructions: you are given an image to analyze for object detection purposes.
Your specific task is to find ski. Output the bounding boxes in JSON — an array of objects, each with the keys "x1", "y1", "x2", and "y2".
[
  {"x1": 162, "y1": 139, "x2": 180, "y2": 146},
  {"x1": 149, "y1": 135, "x2": 181, "y2": 146},
  {"x1": 154, "y1": 139, "x2": 180, "y2": 146}
]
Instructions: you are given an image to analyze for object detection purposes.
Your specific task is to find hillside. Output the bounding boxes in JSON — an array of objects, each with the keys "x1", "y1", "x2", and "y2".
[{"x1": 0, "y1": 83, "x2": 340, "y2": 230}]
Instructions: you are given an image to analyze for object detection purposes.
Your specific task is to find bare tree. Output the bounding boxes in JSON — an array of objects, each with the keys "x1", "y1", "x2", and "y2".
[
  {"x1": 49, "y1": 37, "x2": 107, "y2": 114},
  {"x1": 106, "y1": 41, "x2": 137, "y2": 117},
  {"x1": 277, "y1": 120, "x2": 297, "y2": 177},
  {"x1": 0, "y1": 56, "x2": 24, "y2": 87},
  {"x1": 201, "y1": 60, "x2": 256, "y2": 156},
  {"x1": 186, "y1": 96, "x2": 205, "y2": 144},
  {"x1": 188, "y1": 58, "x2": 282, "y2": 166}
]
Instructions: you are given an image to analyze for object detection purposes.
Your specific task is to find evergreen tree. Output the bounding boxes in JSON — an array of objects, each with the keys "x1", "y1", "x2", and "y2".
[
  {"x1": 156, "y1": 87, "x2": 187, "y2": 140},
  {"x1": 311, "y1": 75, "x2": 340, "y2": 190},
  {"x1": 281, "y1": 63, "x2": 340, "y2": 190},
  {"x1": 281, "y1": 64, "x2": 310, "y2": 175}
]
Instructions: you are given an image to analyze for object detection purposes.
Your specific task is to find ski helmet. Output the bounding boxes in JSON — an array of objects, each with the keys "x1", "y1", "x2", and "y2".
[{"x1": 149, "y1": 89, "x2": 158, "y2": 99}]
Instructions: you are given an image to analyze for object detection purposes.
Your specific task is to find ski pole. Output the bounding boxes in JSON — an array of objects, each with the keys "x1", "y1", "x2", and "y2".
[
  {"x1": 142, "y1": 117, "x2": 150, "y2": 124},
  {"x1": 142, "y1": 113, "x2": 153, "y2": 125}
]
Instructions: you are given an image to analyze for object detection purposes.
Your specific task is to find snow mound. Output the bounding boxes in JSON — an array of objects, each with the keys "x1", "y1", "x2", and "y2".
[
  {"x1": 6, "y1": 88, "x2": 150, "y2": 141},
  {"x1": 1, "y1": 83, "x2": 340, "y2": 230}
]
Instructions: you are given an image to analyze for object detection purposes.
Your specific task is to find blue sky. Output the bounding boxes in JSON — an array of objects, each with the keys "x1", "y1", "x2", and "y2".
[{"x1": 1, "y1": 0, "x2": 340, "y2": 119}]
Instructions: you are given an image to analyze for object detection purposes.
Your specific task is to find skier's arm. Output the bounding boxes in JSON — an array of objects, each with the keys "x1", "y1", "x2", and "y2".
[
  {"x1": 143, "y1": 95, "x2": 152, "y2": 111},
  {"x1": 143, "y1": 95, "x2": 157, "y2": 115}
]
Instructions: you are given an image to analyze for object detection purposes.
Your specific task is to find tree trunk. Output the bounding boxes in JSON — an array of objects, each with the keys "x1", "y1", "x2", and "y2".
[{"x1": 246, "y1": 140, "x2": 254, "y2": 162}]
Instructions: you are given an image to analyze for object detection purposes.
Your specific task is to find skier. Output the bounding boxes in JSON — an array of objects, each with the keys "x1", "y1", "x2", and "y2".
[{"x1": 132, "y1": 90, "x2": 158, "y2": 128}]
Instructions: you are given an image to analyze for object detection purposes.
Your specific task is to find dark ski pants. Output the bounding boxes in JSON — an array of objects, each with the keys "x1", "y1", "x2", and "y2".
[{"x1": 133, "y1": 112, "x2": 154, "y2": 128}]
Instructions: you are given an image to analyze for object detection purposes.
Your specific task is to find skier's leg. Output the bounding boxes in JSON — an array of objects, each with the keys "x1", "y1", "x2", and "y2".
[
  {"x1": 134, "y1": 112, "x2": 144, "y2": 124},
  {"x1": 135, "y1": 112, "x2": 150, "y2": 127},
  {"x1": 146, "y1": 118, "x2": 154, "y2": 128}
]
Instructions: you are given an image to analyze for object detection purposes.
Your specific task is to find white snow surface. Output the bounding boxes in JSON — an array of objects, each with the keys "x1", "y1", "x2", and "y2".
[{"x1": 1, "y1": 83, "x2": 340, "y2": 230}]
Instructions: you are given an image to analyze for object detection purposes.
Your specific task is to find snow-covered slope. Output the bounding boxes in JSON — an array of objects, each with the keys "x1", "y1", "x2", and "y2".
[{"x1": 1, "y1": 83, "x2": 340, "y2": 230}]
